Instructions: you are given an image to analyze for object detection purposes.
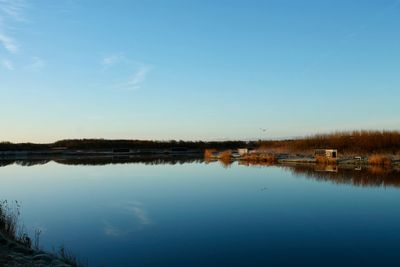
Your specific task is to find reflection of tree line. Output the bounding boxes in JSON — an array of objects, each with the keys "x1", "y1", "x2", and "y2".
[
  {"x1": 0, "y1": 159, "x2": 50, "y2": 167},
  {"x1": 2, "y1": 157, "x2": 399, "y2": 188},
  {"x1": 0, "y1": 155, "x2": 203, "y2": 167},
  {"x1": 284, "y1": 164, "x2": 400, "y2": 188},
  {"x1": 55, "y1": 155, "x2": 203, "y2": 166}
]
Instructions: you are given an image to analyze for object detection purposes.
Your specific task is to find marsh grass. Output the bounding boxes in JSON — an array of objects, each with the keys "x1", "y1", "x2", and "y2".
[
  {"x1": 368, "y1": 154, "x2": 392, "y2": 166},
  {"x1": 219, "y1": 150, "x2": 232, "y2": 161},
  {"x1": 0, "y1": 200, "x2": 87, "y2": 267},
  {"x1": 218, "y1": 150, "x2": 233, "y2": 167},
  {"x1": 58, "y1": 245, "x2": 88, "y2": 267},
  {"x1": 242, "y1": 154, "x2": 278, "y2": 164},
  {"x1": 204, "y1": 149, "x2": 217, "y2": 159},
  {"x1": 259, "y1": 130, "x2": 400, "y2": 154},
  {"x1": 0, "y1": 200, "x2": 30, "y2": 247}
]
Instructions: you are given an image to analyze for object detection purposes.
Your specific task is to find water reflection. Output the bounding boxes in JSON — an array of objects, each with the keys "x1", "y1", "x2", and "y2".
[
  {"x1": 0, "y1": 159, "x2": 50, "y2": 167},
  {"x1": 284, "y1": 164, "x2": 400, "y2": 188},
  {"x1": 1, "y1": 157, "x2": 400, "y2": 266},
  {"x1": 102, "y1": 201, "x2": 153, "y2": 238},
  {"x1": 0, "y1": 155, "x2": 203, "y2": 167},
  {"x1": 1, "y1": 157, "x2": 399, "y2": 188}
]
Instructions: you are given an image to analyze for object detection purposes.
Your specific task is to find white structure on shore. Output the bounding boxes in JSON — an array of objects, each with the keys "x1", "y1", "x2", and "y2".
[
  {"x1": 238, "y1": 148, "x2": 248, "y2": 156},
  {"x1": 314, "y1": 149, "x2": 338, "y2": 159}
]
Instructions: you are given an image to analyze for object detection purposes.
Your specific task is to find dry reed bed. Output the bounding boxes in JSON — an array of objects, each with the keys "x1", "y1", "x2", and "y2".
[
  {"x1": 368, "y1": 154, "x2": 392, "y2": 166},
  {"x1": 242, "y1": 154, "x2": 278, "y2": 164}
]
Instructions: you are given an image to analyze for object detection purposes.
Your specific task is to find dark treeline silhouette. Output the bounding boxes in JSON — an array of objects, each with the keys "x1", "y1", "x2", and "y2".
[
  {"x1": 0, "y1": 139, "x2": 251, "y2": 151},
  {"x1": 0, "y1": 142, "x2": 49, "y2": 151},
  {"x1": 259, "y1": 130, "x2": 400, "y2": 154},
  {"x1": 2, "y1": 130, "x2": 400, "y2": 154}
]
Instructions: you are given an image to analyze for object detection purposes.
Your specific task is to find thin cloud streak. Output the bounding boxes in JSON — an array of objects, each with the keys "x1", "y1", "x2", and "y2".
[
  {"x1": 102, "y1": 53, "x2": 152, "y2": 91},
  {"x1": 102, "y1": 53, "x2": 124, "y2": 67},
  {"x1": 26, "y1": 56, "x2": 45, "y2": 71},
  {"x1": 0, "y1": 0, "x2": 27, "y2": 54},
  {"x1": 114, "y1": 65, "x2": 152, "y2": 91},
  {"x1": 0, "y1": 1, "x2": 47, "y2": 71},
  {"x1": 0, "y1": 0, "x2": 28, "y2": 21},
  {"x1": 0, "y1": 32, "x2": 18, "y2": 53},
  {"x1": 1, "y1": 58, "x2": 13, "y2": 70}
]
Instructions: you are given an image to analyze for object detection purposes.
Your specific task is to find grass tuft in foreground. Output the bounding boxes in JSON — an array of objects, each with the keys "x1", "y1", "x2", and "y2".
[{"x1": 0, "y1": 200, "x2": 87, "y2": 267}]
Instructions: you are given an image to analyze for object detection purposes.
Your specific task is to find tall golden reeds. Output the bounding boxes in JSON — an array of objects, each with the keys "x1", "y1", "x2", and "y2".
[
  {"x1": 204, "y1": 149, "x2": 217, "y2": 160},
  {"x1": 368, "y1": 154, "x2": 392, "y2": 166}
]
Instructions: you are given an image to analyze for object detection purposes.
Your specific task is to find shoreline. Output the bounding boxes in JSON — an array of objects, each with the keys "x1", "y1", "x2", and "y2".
[
  {"x1": 1, "y1": 151, "x2": 399, "y2": 167},
  {"x1": 0, "y1": 232, "x2": 77, "y2": 267}
]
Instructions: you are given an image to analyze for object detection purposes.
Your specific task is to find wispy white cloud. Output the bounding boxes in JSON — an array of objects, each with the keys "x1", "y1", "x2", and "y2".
[
  {"x1": 0, "y1": 32, "x2": 18, "y2": 53},
  {"x1": 0, "y1": 1, "x2": 47, "y2": 71},
  {"x1": 102, "y1": 53, "x2": 152, "y2": 91},
  {"x1": 26, "y1": 56, "x2": 45, "y2": 71},
  {"x1": 0, "y1": 0, "x2": 28, "y2": 22},
  {"x1": 114, "y1": 65, "x2": 152, "y2": 91},
  {"x1": 102, "y1": 53, "x2": 124, "y2": 67},
  {"x1": 0, "y1": 0, "x2": 28, "y2": 54},
  {"x1": 1, "y1": 57, "x2": 13, "y2": 70}
]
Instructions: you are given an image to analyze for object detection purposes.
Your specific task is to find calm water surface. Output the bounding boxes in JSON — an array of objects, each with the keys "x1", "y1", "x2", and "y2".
[{"x1": 1, "y1": 160, "x2": 400, "y2": 266}]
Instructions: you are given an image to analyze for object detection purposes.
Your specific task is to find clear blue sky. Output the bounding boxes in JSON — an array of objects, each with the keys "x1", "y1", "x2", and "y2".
[{"x1": 1, "y1": 0, "x2": 399, "y2": 143}]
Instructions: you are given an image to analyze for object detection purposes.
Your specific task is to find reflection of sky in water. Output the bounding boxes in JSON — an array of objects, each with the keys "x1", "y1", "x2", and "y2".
[
  {"x1": 1, "y1": 162, "x2": 400, "y2": 266},
  {"x1": 102, "y1": 201, "x2": 153, "y2": 238}
]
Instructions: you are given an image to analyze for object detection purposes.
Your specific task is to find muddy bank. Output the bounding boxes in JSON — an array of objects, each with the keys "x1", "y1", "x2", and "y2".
[{"x1": 0, "y1": 232, "x2": 77, "y2": 267}]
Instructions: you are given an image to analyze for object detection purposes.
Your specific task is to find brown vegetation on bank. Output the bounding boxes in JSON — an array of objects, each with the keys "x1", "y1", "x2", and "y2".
[
  {"x1": 368, "y1": 154, "x2": 392, "y2": 166},
  {"x1": 204, "y1": 149, "x2": 217, "y2": 159},
  {"x1": 258, "y1": 130, "x2": 400, "y2": 154},
  {"x1": 218, "y1": 150, "x2": 233, "y2": 167},
  {"x1": 241, "y1": 154, "x2": 278, "y2": 164},
  {"x1": 219, "y1": 150, "x2": 232, "y2": 161}
]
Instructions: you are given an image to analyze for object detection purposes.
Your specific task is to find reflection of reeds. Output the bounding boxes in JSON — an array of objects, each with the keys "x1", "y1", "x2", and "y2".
[
  {"x1": 285, "y1": 164, "x2": 400, "y2": 188},
  {"x1": 368, "y1": 165, "x2": 391, "y2": 175},
  {"x1": 218, "y1": 150, "x2": 232, "y2": 167},
  {"x1": 315, "y1": 156, "x2": 337, "y2": 164},
  {"x1": 368, "y1": 154, "x2": 392, "y2": 166},
  {"x1": 204, "y1": 149, "x2": 233, "y2": 166}
]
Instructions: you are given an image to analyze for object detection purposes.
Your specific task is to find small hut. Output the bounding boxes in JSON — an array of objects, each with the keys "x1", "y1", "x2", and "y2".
[
  {"x1": 237, "y1": 148, "x2": 249, "y2": 156},
  {"x1": 314, "y1": 149, "x2": 338, "y2": 159}
]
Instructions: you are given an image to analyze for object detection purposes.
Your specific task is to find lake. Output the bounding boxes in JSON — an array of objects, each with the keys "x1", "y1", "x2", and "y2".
[{"x1": 1, "y1": 158, "x2": 400, "y2": 266}]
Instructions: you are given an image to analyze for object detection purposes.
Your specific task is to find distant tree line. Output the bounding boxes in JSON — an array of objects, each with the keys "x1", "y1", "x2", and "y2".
[
  {"x1": 0, "y1": 139, "x2": 252, "y2": 151},
  {"x1": 258, "y1": 130, "x2": 400, "y2": 154},
  {"x1": 2, "y1": 130, "x2": 400, "y2": 153}
]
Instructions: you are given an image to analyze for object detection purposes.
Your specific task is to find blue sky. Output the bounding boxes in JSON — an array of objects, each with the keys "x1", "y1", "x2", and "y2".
[{"x1": 1, "y1": 0, "x2": 399, "y2": 143}]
